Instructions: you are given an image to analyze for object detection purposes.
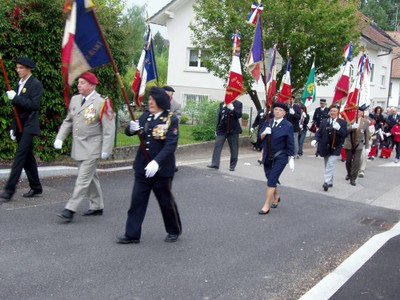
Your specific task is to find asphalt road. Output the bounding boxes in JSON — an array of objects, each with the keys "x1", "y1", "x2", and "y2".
[{"x1": 1, "y1": 144, "x2": 399, "y2": 299}]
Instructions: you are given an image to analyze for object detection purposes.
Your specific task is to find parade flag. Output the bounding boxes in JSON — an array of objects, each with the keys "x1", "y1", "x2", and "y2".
[
  {"x1": 358, "y1": 54, "x2": 371, "y2": 109},
  {"x1": 224, "y1": 34, "x2": 244, "y2": 105},
  {"x1": 277, "y1": 58, "x2": 292, "y2": 102},
  {"x1": 131, "y1": 28, "x2": 158, "y2": 108},
  {"x1": 62, "y1": 0, "x2": 110, "y2": 106},
  {"x1": 341, "y1": 72, "x2": 360, "y2": 122},
  {"x1": 332, "y1": 43, "x2": 353, "y2": 105},
  {"x1": 265, "y1": 45, "x2": 277, "y2": 107},
  {"x1": 246, "y1": 2, "x2": 264, "y2": 25},
  {"x1": 246, "y1": 17, "x2": 263, "y2": 82},
  {"x1": 301, "y1": 61, "x2": 316, "y2": 107}
]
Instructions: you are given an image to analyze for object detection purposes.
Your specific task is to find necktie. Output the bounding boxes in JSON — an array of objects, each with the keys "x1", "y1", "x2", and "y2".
[
  {"x1": 273, "y1": 121, "x2": 277, "y2": 128},
  {"x1": 81, "y1": 97, "x2": 86, "y2": 106}
]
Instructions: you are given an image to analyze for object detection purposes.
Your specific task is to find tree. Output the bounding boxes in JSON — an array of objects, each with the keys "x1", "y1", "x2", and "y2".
[
  {"x1": 0, "y1": 0, "x2": 134, "y2": 160},
  {"x1": 360, "y1": 0, "x2": 399, "y2": 31},
  {"x1": 190, "y1": 0, "x2": 361, "y2": 109}
]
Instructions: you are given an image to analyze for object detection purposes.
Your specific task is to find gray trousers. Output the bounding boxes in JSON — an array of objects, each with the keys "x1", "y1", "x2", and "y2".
[
  {"x1": 323, "y1": 155, "x2": 339, "y2": 185},
  {"x1": 345, "y1": 149, "x2": 363, "y2": 181},
  {"x1": 65, "y1": 158, "x2": 104, "y2": 212},
  {"x1": 211, "y1": 134, "x2": 239, "y2": 169},
  {"x1": 293, "y1": 131, "x2": 299, "y2": 157}
]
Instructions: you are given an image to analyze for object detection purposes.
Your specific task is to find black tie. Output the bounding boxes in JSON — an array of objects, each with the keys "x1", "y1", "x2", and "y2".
[
  {"x1": 273, "y1": 121, "x2": 277, "y2": 128},
  {"x1": 81, "y1": 97, "x2": 86, "y2": 106}
]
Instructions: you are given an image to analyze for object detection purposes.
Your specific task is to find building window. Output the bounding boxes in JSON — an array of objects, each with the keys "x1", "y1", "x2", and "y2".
[
  {"x1": 183, "y1": 93, "x2": 209, "y2": 105},
  {"x1": 188, "y1": 49, "x2": 209, "y2": 68},
  {"x1": 381, "y1": 66, "x2": 387, "y2": 87},
  {"x1": 369, "y1": 63, "x2": 374, "y2": 82}
]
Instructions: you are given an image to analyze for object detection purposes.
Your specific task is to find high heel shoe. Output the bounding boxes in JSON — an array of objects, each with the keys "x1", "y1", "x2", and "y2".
[
  {"x1": 257, "y1": 159, "x2": 262, "y2": 165},
  {"x1": 271, "y1": 197, "x2": 281, "y2": 208},
  {"x1": 258, "y1": 209, "x2": 270, "y2": 215}
]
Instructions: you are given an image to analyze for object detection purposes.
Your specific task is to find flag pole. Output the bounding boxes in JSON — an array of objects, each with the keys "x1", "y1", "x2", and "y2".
[
  {"x1": 0, "y1": 54, "x2": 23, "y2": 133},
  {"x1": 258, "y1": 13, "x2": 272, "y2": 161},
  {"x1": 90, "y1": 7, "x2": 151, "y2": 161}
]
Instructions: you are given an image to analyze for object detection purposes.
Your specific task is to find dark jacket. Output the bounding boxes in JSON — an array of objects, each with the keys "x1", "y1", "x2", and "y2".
[
  {"x1": 312, "y1": 106, "x2": 329, "y2": 128},
  {"x1": 285, "y1": 103, "x2": 301, "y2": 132},
  {"x1": 216, "y1": 101, "x2": 242, "y2": 135},
  {"x1": 126, "y1": 110, "x2": 179, "y2": 177},
  {"x1": 260, "y1": 118, "x2": 295, "y2": 161},
  {"x1": 11, "y1": 76, "x2": 43, "y2": 135},
  {"x1": 314, "y1": 117, "x2": 347, "y2": 157}
]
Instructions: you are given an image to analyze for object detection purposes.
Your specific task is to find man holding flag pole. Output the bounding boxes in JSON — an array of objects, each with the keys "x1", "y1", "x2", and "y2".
[{"x1": 207, "y1": 33, "x2": 243, "y2": 172}]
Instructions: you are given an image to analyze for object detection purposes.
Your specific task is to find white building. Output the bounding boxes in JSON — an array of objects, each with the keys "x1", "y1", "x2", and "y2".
[{"x1": 151, "y1": 0, "x2": 400, "y2": 117}]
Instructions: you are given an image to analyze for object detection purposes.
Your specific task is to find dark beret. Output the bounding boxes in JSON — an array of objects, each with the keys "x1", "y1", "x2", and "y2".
[
  {"x1": 150, "y1": 86, "x2": 170, "y2": 110},
  {"x1": 320, "y1": 98, "x2": 327, "y2": 103},
  {"x1": 15, "y1": 57, "x2": 35, "y2": 68},
  {"x1": 163, "y1": 86, "x2": 175, "y2": 92},
  {"x1": 79, "y1": 72, "x2": 99, "y2": 85},
  {"x1": 273, "y1": 101, "x2": 289, "y2": 113}
]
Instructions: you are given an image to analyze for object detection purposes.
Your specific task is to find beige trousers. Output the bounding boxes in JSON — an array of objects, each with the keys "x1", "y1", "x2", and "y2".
[{"x1": 65, "y1": 159, "x2": 104, "y2": 212}]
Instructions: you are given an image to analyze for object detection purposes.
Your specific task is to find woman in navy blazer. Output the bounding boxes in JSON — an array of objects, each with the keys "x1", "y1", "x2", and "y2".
[{"x1": 258, "y1": 102, "x2": 295, "y2": 214}]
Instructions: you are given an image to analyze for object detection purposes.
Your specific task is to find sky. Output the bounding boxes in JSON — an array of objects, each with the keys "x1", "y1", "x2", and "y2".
[{"x1": 125, "y1": 0, "x2": 171, "y2": 37}]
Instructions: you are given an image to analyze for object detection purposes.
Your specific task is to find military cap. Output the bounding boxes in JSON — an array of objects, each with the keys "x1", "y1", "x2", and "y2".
[
  {"x1": 79, "y1": 72, "x2": 99, "y2": 85},
  {"x1": 15, "y1": 57, "x2": 35, "y2": 68},
  {"x1": 273, "y1": 101, "x2": 289, "y2": 113},
  {"x1": 150, "y1": 86, "x2": 170, "y2": 110},
  {"x1": 163, "y1": 86, "x2": 175, "y2": 92}
]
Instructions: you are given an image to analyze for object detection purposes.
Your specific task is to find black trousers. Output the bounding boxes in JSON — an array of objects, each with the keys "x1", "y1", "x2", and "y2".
[
  {"x1": 125, "y1": 174, "x2": 182, "y2": 240},
  {"x1": 5, "y1": 132, "x2": 42, "y2": 195}
]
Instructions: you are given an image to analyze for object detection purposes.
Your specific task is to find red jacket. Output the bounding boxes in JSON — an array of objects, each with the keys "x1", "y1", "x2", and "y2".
[{"x1": 390, "y1": 124, "x2": 400, "y2": 142}]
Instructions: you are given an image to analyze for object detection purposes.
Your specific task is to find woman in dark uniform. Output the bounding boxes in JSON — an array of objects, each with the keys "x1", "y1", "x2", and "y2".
[{"x1": 258, "y1": 102, "x2": 295, "y2": 214}]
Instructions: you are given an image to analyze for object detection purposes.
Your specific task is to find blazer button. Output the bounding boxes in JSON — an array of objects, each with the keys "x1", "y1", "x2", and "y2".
[{"x1": 146, "y1": 148, "x2": 149, "y2": 151}]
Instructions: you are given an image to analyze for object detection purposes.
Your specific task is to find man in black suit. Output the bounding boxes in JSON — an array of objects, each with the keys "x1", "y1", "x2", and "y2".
[
  {"x1": 117, "y1": 87, "x2": 182, "y2": 244},
  {"x1": 311, "y1": 104, "x2": 347, "y2": 191},
  {"x1": 0, "y1": 57, "x2": 43, "y2": 201},
  {"x1": 207, "y1": 100, "x2": 243, "y2": 171}
]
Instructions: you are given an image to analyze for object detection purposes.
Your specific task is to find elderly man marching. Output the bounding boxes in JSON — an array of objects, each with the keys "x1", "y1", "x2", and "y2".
[
  {"x1": 54, "y1": 72, "x2": 115, "y2": 222},
  {"x1": 343, "y1": 107, "x2": 370, "y2": 186}
]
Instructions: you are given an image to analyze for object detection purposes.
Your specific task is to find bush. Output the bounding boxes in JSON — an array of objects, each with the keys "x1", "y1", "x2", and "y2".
[
  {"x1": 192, "y1": 125, "x2": 216, "y2": 141},
  {"x1": 180, "y1": 115, "x2": 188, "y2": 124},
  {"x1": 242, "y1": 113, "x2": 249, "y2": 120}
]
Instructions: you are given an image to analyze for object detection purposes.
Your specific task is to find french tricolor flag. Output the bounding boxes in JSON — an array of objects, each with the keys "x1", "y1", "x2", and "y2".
[
  {"x1": 246, "y1": 2, "x2": 264, "y2": 25},
  {"x1": 246, "y1": 18, "x2": 263, "y2": 82},
  {"x1": 277, "y1": 58, "x2": 292, "y2": 103},
  {"x1": 62, "y1": 0, "x2": 110, "y2": 106},
  {"x1": 224, "y1": 34, "x2": 244, "y2": 105}
]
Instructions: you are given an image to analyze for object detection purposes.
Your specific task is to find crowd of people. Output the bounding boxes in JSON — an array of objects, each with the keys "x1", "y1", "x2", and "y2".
[{"x1": 1, "y1": 57, "x2": 399, "y2": 239}]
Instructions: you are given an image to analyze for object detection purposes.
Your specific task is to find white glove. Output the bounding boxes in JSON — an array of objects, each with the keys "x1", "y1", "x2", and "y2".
[
  {"x1": 299, "y1": 124, "x2": 303, "y2": 130},
  {"x1": 311, "y1": 140, "x2": 317, "y2": 147},
  {"x1": 333, "y1": 122, "x2": 341, "y2": 130},
  {"x1": 129, "y1": 120, "x2": 140, "y2": 132},
  {"x1": 386, "y1": 132, "x2": 392, "y2": 137},
  {"x1": 10, "y1": 130, "x2": 16, "y2": 141},
  {"x1": 365, "y1": 148, "x2": 370, "y2": 156},
  {"x1": 53, "y1": 139, "x2": 63, "y2": 150},
  {"x1": 302, "y1": 112, "x2": 306, "y2": 118},
  {"x1": 101, "y1": 152, "x2": 110, "y2": 159},
  {"x1": 288, "y1": 157, "x2": 295, "y2": 172},
  {"x1": 262, "y1": 127, "x2": 271, "y2": 135},
  {"x1": 250, "y1": 127, "x2": 254, "y2": 133},
  {"x1": 227, "y1": 103, "x2": 234, "y2": 110},
  {"x1": 351, "y1": 123, "x2": 358, "y2": 129},
  {"x1": 145, "y1": 160, "x2": 159, "y2": 178},
  {"x1": 6, "y1": 90, "x2": 16, "y2": 100},
  {"x1": 260, "y1": 113, "x2": 264, "y2": 118},
  {"x1": 289, "y1": 108, "x2": 295, "y2": 115}
]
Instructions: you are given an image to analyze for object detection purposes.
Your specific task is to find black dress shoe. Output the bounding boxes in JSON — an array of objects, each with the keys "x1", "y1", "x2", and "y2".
[
  {"x1": 258, "y1": 209, "x2": 270, "y2": 215},
  {"x1": 345, "y1": 175, "x2": 350, "y2": 180},
  {"x1": 271, "y1": 197, "x2": 281, "y2": 208},
  {"x1": 207, "y1": 165, "x2": 219, "y2": 169},
  {"x1": 83, "y1": 209, "x2": 103, "y2": 216},
  {"x1": 328, "y1": 184, "x2": 333, "y2": 188},
  {"x1": 57, "y1": 209, "x2": 74, "y2": 222},
  {"x1": 229, "y1": 167, "x2": 235, "y2": 171},
  {"x1": 257, "y1": 159, "x2": 262, "y2": 165},
  {"x1": 0, "y1": 191, "x2": 13, "y2": 200},
  {"x1": 323, "y1": 183, "x2": 329, "y2": 191},
  {"x1": 164, "y1": 233, "x2": 179, "y2": 243},
  {"x1": 22, "y1": 189, "x2": 42, "y2": 198},
  {"x1": 116, "y1": 234, "x2": 140, "y2": 244},
  {"x1": 350, "y1": 180, "x2": 356, "y2": 186}
]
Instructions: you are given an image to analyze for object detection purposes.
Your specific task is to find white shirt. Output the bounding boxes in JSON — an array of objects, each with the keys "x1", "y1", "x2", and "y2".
[{"x1": 18, "y1": 75, "x2": 32, "y2": 95}]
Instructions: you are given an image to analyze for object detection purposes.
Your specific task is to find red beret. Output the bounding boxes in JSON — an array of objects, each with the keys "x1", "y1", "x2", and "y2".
[{"x1": 79, "y1": 72, "x2": 98, "y2": 85}]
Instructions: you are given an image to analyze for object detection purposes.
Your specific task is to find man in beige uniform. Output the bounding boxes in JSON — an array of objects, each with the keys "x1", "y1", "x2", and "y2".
[
  {"x1": 54, "y1": 72, "x2": 115, "y2": 222},
  {"x1": 343, "y1": 107, "x2": 370, "y2": 186}
]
